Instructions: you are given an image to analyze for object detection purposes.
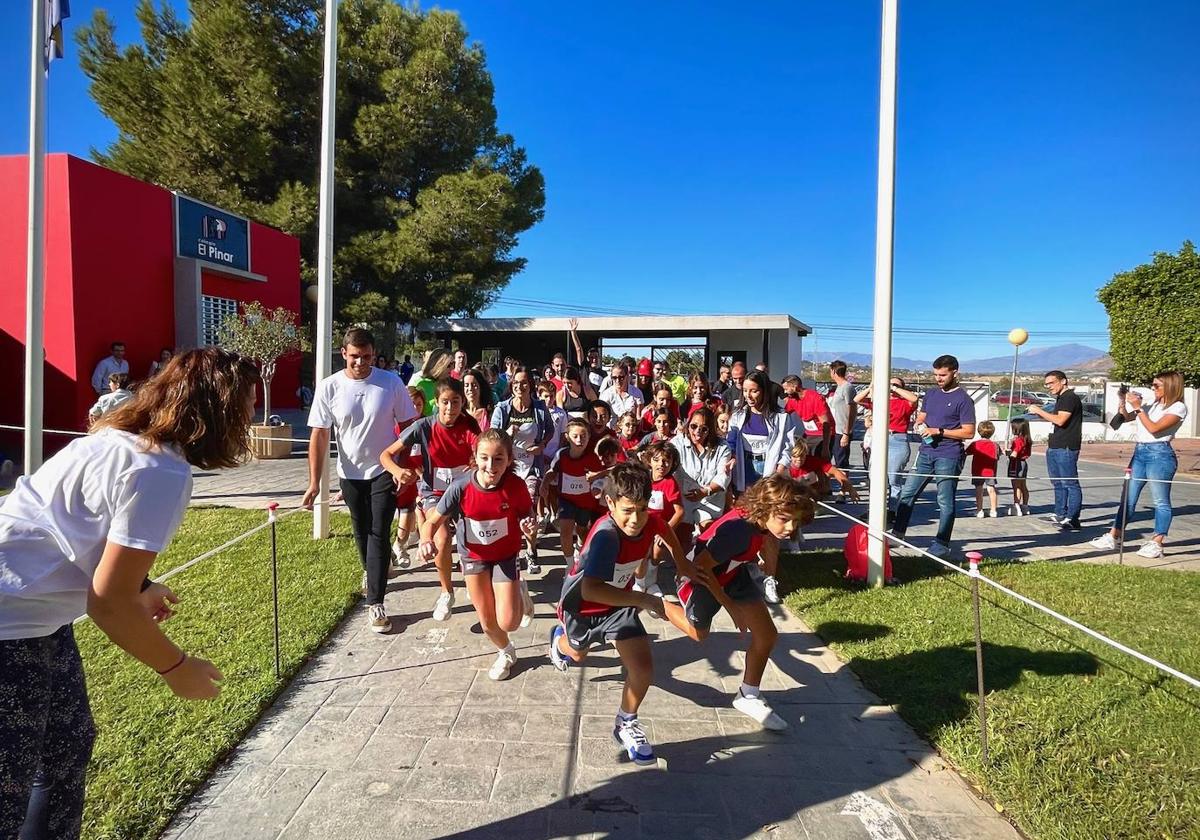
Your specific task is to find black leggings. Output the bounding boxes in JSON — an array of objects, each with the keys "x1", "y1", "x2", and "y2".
[
  {"x1": 341, "y1": 473, "x2": 399, "y2": 605},
  {"x1": 0, "y1": 625, "x2": 96, "y2": 840}
]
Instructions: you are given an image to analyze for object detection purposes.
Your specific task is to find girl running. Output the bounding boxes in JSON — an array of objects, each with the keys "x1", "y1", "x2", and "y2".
[
  {"x1": 682, "y1": 373, "x2": 724, "y2": 420},
  {"x1": 1007, "y1": 417, "x2": 1032, "y2": 516},
  {"x1": 640, "y1": 385, "x2": 679, "y2": 435},
  {"x1": 544, "y1": 419, "x2": 606, "y2": 568},
  {"x1": 419, "y1": 429, "x2": 537, "y2": 680},
  {"x1": 666, "y1": 473, "x2": 815, "y2": 730},
  {"x1": 382, "y1": 378, "x2": 480, "y2": 622},
  {"x1": 391, "y1": 385, "x2": 427, "y2": 568},
  {"x1": 637, "y1": 440, "x2": 685, "y2": 597},
  {"x1": 637, "y1": 411, "x2": 674, "y2": 452}
]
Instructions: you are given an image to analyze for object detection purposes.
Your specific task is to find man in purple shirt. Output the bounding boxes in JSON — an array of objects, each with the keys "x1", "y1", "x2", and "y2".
[{"x1": 890, "y1": 354, "x2": 977, "y2": 558}]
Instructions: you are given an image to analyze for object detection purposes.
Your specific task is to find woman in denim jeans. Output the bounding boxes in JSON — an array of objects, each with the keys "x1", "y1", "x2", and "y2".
[{"x1": 1089, "y1": 371, "x2": 1189, "y2": 560}]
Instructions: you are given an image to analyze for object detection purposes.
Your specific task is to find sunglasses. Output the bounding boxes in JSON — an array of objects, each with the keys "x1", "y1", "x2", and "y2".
[{"x1": 688, "y1": 424, "x2": 710, "y2": 432}]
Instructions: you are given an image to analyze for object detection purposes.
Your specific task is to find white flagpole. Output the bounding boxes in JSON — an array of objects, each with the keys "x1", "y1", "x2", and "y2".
[
  {"x1": 313, "y1": 0, "x2": 337, "y2": 539},
  {"x1": 24, "y1": 0, "x2": 48, "y2": 474},
  {"x1": 867, "y1": 0, "x2": 899, "y2": 588}
]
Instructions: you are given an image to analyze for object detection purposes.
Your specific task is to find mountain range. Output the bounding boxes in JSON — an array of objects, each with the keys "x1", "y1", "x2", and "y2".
[{"x1": 805, "y1": 344, "x2": 1110, "y2": 374}]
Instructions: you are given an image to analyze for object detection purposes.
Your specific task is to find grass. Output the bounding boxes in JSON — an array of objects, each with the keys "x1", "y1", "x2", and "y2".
[
  {"x1": 78, "y1": 507, "x2": 360, "y2": 840},
  {"x1": 779, "y1": 550, "x2": 1200, "y2": 840}
]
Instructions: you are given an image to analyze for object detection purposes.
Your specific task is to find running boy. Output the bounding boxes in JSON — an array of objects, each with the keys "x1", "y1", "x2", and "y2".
[{"x1": 419, "y1": 429, "x2": 537, "y2": 680}]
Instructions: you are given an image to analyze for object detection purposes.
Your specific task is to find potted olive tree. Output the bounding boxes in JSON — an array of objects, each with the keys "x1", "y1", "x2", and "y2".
[{"x1": 217, "y1": 301, "x2": 305, "y2": 459}]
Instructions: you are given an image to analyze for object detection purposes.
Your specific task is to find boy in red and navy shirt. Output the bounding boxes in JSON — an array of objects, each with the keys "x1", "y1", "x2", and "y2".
[{"x1": 965, "y1": 420, "x2": 1001, "y2": 518}]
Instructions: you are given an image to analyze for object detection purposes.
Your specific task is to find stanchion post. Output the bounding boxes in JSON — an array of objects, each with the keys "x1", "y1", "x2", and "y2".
[
  {"x1": 268, "y1": 503, "x2": 281, "y2": 679},
  {"x1": 966, "y1": 551, "x2": 989, "y2": 766},
  {"x1": 1116, "y1": 467, "x2": 1131, "y2": 566}
]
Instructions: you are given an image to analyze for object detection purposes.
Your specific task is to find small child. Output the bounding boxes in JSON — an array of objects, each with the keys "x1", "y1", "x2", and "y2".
[
  {"x1": 544, "y1": 419, "x2": 606, "y2": 568},
  {"x1": 1006, "y1": 417, "x2": 1032, "y2": 516},
  {"x1": 537, "y1": 380, "x2": 567, "y2": 528},
  {"x1": 88, "y1": 373, "x2": 133, "y2": 423},
  {"x1": 789, "y1": 438, "x2": 859, "y2": 505},
  {"x1": 391, "y1": 386, "x2": 427, "y2": 569},
  {"x1": 636, "y1": 411, "x2": 673, "y2": 452},
  {"x1": 965, "y1": 420, "x2": 1000, "y2": 518},
  {"x1": 587, "y1": 400, "x2": 617, "y2": 451},
  {"x1": 638, "y1": 441, "x2": 685, "y2": 597},
  {"x1": 550, "y1": 462, "x2": 689, "y2": 765},
  {"x1": 715, "y1": 408, "x2": 732, "y2": 441},
  {"x1": 594, "y1": 437, "x2": 624, "y2": 496},
  {"x1": 616, "y1": 411, "x2": 642, "y2": 457},
  {"x1": 860, "y1": 412, "x2": 873, "y2": 471},
  {"x1": 419, "y1": 429, "x2": 537, "y2": 680}
]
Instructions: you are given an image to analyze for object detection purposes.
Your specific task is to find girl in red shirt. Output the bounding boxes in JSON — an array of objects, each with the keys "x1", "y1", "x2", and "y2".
[
  {"x1": 391, "y1": 386, "x2": 426, "y2": 569},
  {"x1": 1006, "y1": 417, "x2": 1033, "y2": 516},
  {"x1": 418, "y1": 429, "x2": 536, "y2": 681},
  {"x1": 615, "y1": 412, "x2": 642, "y2": 456},
  {"x1": 638, "y1": 440, "x2": 684, "y2": 596}
]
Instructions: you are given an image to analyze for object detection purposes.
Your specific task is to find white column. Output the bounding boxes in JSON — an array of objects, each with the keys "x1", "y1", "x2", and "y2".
[
  {"x1": 313, "y1": 0, "x2": 338, "y2": 539},
  {"x1": 23, "y1": 0, "x2": 47, "y2": 474},
  {"x1": 867, "y1": 0, "x2": 900, "y2": 587}
]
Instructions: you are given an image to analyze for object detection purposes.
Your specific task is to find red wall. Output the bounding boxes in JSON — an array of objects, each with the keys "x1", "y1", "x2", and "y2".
[{"x1": 0, "y1": 154, "x2": 301, "y2": 461}]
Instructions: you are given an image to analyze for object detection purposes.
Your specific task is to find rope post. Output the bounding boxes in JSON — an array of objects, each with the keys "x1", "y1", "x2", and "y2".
[
  {"x1": 1116, "y1": 467, "x2": 1131, "y2": 566},
  {"x1": 267, "y1": 503, "x2": 281, "y2": 679},
  {"x1": 966, "y1": 551, "x2": 989, "y2": 766}
]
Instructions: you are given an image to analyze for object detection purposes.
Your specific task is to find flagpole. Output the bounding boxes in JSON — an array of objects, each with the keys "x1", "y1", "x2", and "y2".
[
  {"x1": 24, "y1": 0, "x2": 48, "y2": 474},
  {"x1": 313, "y1": 0, "x2": 337, "y2": 539},
  {"x1": 867, "y1": 0, "x2": 899, "y2": 588}
]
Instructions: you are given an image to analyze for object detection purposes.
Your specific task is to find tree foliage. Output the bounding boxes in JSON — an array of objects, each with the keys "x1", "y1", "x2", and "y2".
[
  {"x1": 1097, "y1": 241, "x2": 1200, "y2": 386},
  {"x1": 216, "y1": 301, "x2": 305, "y2": 422},
  {"x1": 77, "y1": 0, "x2": 544, "y2": 333}
]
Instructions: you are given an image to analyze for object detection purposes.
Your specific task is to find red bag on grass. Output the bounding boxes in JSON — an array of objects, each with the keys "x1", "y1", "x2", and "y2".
[{"x1": 843, "y1": 523, "x2": 891, "y2": 582}]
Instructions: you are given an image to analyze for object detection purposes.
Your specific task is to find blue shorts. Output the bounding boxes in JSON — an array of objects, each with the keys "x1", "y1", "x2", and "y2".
[{"x1": 557, "y1": 498, "x2": 597, "y2": 529}]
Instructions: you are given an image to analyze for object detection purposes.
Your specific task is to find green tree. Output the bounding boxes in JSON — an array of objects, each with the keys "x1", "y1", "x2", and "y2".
[
  {"x1": 1098, "y1": 241, "x2": 1200, "y2": 386},
  {"x1": 77, "y1": 0, "x2": 544, "y2": 338},
  {"x1": 216, "y1": 301, "x2": 305, "y2": 423}
]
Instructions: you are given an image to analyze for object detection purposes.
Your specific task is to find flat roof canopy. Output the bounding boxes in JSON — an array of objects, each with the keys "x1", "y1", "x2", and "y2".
[{"x1": 419, "y1": 313, "x2": 811, "y2": 335}]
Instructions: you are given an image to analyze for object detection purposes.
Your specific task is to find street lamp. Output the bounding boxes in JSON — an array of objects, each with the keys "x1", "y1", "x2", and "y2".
[{"x1": 1005, "y1": 328, "x2": 1028, "y2": 445}]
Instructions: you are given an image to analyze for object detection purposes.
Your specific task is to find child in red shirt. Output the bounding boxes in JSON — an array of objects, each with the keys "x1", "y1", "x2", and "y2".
[
  {"x1": 1006, "y1": 417, "x2": 1032, "y2": 516},
  {"x1": 419, "y1": 429, "x2": 537, "y2": 680},
  {"x1": 788, "y1": 439, "x2": 859, "y2": 504},
  {"x1": 615, "y1": 412, "x2": 642, "y2": 458},
  {"x1": 391, "y1": 385, "x2": 426, "y2": 569},
  {"x1": 544, "y1": 419, "x2": 607, "y2": 567},
  {"x1": 965, "y1": 420, "x2": 1001, "y2": 518},
  {"x1": 638, "y1": 440, "x2": 684, "y2": 597}
]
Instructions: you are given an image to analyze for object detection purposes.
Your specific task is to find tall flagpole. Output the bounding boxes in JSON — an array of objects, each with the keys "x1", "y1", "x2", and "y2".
[
  {"x1": 24, "y1": 0, "x2": 48, "y2": 474},
  {"x1": 867, "y1": 0, "x2": 899, "y2": 588},
  {"x1": 313, "y1": 0, "x2": 338, "y2": 539}
]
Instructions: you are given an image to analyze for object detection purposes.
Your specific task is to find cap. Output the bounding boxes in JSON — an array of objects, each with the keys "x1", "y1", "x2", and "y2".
[{"x1": 637, "y1": 359, "x2": 653, "y2": 376}]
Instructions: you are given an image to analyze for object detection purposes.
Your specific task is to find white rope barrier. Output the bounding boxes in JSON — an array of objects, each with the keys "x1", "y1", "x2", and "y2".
[
  {"x1": 814, "y1": 500, "x2": 1200, "y2": 691},
  {"x1": 840, "y1": 466, "x2": 1200, "y2": 487},
  {"x1": 0, "y1": 422, "x2": 86, "y2": 437}
]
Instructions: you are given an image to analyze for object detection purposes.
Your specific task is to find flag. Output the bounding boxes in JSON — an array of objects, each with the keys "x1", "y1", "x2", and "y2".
[{"x1": 45, "y1": 0, "x2": 70, "y2": 70}]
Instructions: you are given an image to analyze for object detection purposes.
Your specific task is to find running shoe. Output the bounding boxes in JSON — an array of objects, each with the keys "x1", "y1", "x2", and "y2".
[
  {"x1": 1136, "y1": 541, "x2": 1164, "y2": 559},
  {"x1": 488, "y1": 648, "x2": 516, "y2": 681},
  {"x1": 612, "y1": 717, "x2": 656, "y2": 766},
  {"x1": 1008, "y1": 505, "x2": 1022, "y2": 517},
  {"x1": 1058, "y1": 520, "x2": 1081, "y2": 533},
  {"x1": 549, "y1": 624, "x2": 570, "y2": 672},
  {"x1": 762, "y1": 575, "x2": 781, "y2": 604},
  {"x1": 520, "y1": 580, "x2": 535, "y2": 629},
  {"x1": 392, "y1": 540, "x2": 411, "y2": 569},
  {"x1": 432, "y1": 591, "x2": 455, "y2": 621},
  {"x1": 975, "y1": 510, "x2": 986, "y2": 519},
  {"x1": 526, "y1": 554, "x2": 542, "y2": 576},
  {"x1": 1089, "y1": 533, "x2": 1118, "y2": 551},
  {"x1": 732, "y1": 690, "x2": 788, "y2": 731},
  {"x1": 1041, "y1": 513, "x2": 1064, "y2": 525},
  {"x1": 368, "y1": 604, "x2": 391, "y2": 634}
]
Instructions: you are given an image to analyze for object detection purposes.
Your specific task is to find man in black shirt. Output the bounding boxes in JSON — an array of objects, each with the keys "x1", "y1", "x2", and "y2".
[{"x1": 1030, "y1": 370, "x2": 1083, "y2": 531}]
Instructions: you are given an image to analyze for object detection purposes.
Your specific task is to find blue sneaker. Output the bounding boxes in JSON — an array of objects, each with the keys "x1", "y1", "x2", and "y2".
[
  {"x1": 549, "y1": 624, "x2": 570, "y2": 672},
  {"x1": 613, "y1": 717, "x2": 655, "y2": 766}
]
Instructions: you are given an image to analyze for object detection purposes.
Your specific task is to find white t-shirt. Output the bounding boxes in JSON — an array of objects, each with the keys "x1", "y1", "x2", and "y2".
[
  {"x1": 1132, "y1": 400, "x2": 1187, "y2": 443},
  {"x1": 0, "y1": 429, "x2": 193, "y2": 639},
  {"x1": 599, "y1": 388, "x2": 640, "y2": 423},
  {"x1": 308, "y1": 367, "x2": 417, "y2": 480}
]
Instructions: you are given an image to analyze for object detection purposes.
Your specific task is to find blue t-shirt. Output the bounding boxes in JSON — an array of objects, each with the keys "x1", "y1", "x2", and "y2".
[
  {"x1": 735, "y1": 412, "x2": 770, "y2": 483},
  {"x1": 920, "y1": 386, "x2": 976, "y2": 458}
]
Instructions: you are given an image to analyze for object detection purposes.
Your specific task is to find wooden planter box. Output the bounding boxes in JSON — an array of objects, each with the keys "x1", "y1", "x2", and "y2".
[{"x1": 249, "y1": 424, "x2": 293, "y2": 460}]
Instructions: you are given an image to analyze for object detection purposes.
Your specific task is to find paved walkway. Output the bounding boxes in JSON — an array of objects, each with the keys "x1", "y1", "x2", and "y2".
[{"x1": 163, "y1": 546, "x2": 1019, "y2": 840}]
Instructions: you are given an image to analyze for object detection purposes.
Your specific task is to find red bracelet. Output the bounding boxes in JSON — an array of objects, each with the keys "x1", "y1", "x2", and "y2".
[{"x1": 157, "y1": 652, "x2": 187, "y2": 675}]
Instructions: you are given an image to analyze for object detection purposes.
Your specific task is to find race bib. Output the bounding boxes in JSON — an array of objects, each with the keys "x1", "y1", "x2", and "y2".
[
  {"x1": 513, "y1": 458, "x2": 533, "y2": 479},
  {"x1": 743, "y1": 432, "x2": 768, "y2": 456},
  {"x1": 562, "y1": 473, "x2": 589, "y2": 496},
  {"x1": 433, "y1": 466, "x2": 455, "y2": 491},
  {"x1": 648, "y1": 490, "x2": 665, "y2": 511},
  {"x1": 612, "y1": 560, "x2": 641, "y2": 589},
  {"x1": 465, "y1": 517, "x2": 509, "y2": 545},
  {"x1": 802, "y1": 419, "x2": 820, "y2": 434}
]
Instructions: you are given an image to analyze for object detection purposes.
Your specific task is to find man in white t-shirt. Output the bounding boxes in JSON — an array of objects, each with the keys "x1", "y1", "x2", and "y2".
[{"x1": 302, "y1": 328, "x2": 417, "y2": 633}]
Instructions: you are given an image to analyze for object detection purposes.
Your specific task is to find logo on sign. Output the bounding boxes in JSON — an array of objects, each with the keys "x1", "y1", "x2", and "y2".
[{"x1": 202, "y1": 215, "x2": 228, "y2": 240}]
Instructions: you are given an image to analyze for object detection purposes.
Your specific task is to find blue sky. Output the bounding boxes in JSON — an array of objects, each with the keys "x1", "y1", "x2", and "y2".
[{"x1": 3, "y1": 1, "x2": 1197, "y2": 361}]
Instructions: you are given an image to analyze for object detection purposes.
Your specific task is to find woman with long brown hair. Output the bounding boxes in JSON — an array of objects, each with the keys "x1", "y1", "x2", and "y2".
[{"x1": 0, "y1": 348, "x2": 259, "y2": 839}]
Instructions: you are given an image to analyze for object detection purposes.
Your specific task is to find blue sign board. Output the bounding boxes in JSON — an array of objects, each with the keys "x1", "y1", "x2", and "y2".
[{"x1": 174, "y1": 193, "x2": 251, "y2": 273}]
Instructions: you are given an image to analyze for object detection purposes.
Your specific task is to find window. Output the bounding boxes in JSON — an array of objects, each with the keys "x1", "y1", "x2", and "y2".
[
  {"x1": 718, "y1": 350, "x2": 746, "y2": 369},
  {"x1": 201, "y1": 295, "x2": 238, "y2": 346}
]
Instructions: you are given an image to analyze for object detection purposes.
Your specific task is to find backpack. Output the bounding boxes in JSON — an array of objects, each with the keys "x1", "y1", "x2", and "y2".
[{"x1": 843, "y1": 523, "x2": 891, "y2": 582}]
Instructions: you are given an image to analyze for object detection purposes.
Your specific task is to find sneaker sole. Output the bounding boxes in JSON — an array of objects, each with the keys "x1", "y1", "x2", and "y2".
[
  {"x1": 370, "y1": 622, "x2": 391, "y2": 634},
  {"x1": 612, "y1": 731, "x2": 656, "y2": 766}
]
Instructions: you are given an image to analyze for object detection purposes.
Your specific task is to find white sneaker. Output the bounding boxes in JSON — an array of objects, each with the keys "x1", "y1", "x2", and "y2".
[
  {"x1": 520, "y1": 580, "x2": 535, "y2": 629},
  {"x1": 1021, "y1": 506, "x2": 1031, "y2": 517},
  {"x1": 612, "y1": 717, "x2": 656, "y2": 765},
  {"x1": 432, "y1": 591, "x2": 455, "y2": 621},
  {"x1": 988, "y1": 510, "x2": 998, "y2": 518},
  {"x1": 1136, "y1": 541, "x2": 1164, "y2": 559},
  {"x1": 1008, "y1": 505, "x2": 1021, "y2": 517},
  {"x1": 1089, "y1": 533, "x2": 1118, "y2": 551},
  {"x1": 488, "y1": 648, "x2": 516, "y2": 681},
  {"x1": 927, "y1": 541, "x2": 951, "y2": 559},
  {"x1": 392, "y1": 540, "x2": 411, "y2": 569},
  {"x1": 732, "y1": 690, "x2": 788, "y2": 731},
  {"x1": 368, "y1": 604, "x2": 391, "y2": 634},
  {"x1": 763, "y1": 575, "x2": 780, "y2": 604},
  {"x1": 975, "y1": 510, "x2": 986, "y2": 519}
]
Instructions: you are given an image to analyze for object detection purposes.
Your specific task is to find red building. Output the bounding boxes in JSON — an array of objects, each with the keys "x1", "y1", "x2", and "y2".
[{"x1": 0, "y1": 154, "x2": 301, "y2": 459}]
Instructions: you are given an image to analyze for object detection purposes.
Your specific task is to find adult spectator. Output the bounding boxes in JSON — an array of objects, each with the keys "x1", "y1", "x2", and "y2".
[
  {"x1": 566, "y1": 317, "x2": 607, "y2": 391},
  {"x1": 727, "y1": 369, "x2": 798, "y2": 495},
  {"x1": 409, "y1": 348, "x2": 453, "y2": 416},
  {"x1": 722, "y1": 361, "x2": 749, "y2": 413},
  {"x1": 1030, "y1": 370, "x2": 1084, "y2": 531},
  {"x1": 599, "y1": 361, "x2": 642, "y2": 419},
  {"x1": 634, "y1": 358, "x2": 655, "y2": 401},
  {"x1": 462, "y1": 367, "x2": 495, "y2": 430},
  {"x1": 711, "y1": 364, "x2": 732, "y2": 398},
  {"x1": 496, "y1": 356, "x2": 518, "y2": 397},
  {"x1": 375, "y1": 354, "x2": 390, "y2": 371},
  {"x1": 1088, "y1": 371, "x2": 1188, "y2": 559},
  {"x1": 890, "y1": 354, "x2": 976, "y2": 557},
  {"x1": 682, "y1": 372, "x2": 724, "y2": 419},
  {"x1": 0, "y1": 349, "x2": 258, "y2": 838},
  {"x1": 671, "y1": 405, "x2": 733, "y2": 547},
  {"x1": 557, "y1": 366, "x2": 596, "y2": 417},
  {"x1": 148, "y1": 347, "x2": 173, "y2": 378},
  {"x1": 854, "y1": 376, "x2": 919, "y2": 512},
  {"x1": 827, "y1": 361, "x2": 857, "y2": 472},
  {"x1": 302, "y1": 329, "x2": 418, "y2": 632},
  {"x1": 653, "y1": 360, "x2": 689, "y2": 404},
  {"x1": 450, "y1": 349, "x2": 468, "y2": 380},
  {"x1": 783, "y1": 375, "x2": 833, "y2": 460},
  {"x1": 91, "y1": 342, "x2": 129, "y2": 396},
  {"x1": 398, "y1": 354, "x2": 415, "y2": 383}
]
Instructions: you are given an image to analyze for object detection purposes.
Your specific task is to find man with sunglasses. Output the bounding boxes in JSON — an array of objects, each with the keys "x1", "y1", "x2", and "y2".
[{"x1": 1029, "y1": 370, "x2": 1083, "y2": 531}]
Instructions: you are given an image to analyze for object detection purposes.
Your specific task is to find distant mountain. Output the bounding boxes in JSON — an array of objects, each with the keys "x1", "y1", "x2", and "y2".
[
  {"x1": 1073, "y1": 354, "x2": 1115, "y2": 373},
  {"x1": 804, "y1": 351, "x2": 929, "y2": 370},
  {"x1": 958, "y1": 344, "x2": 1107, "y2": 374}
]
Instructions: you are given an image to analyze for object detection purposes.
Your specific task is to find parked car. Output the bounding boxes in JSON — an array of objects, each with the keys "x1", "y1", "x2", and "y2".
[{"x1": 992, "y1": 390, "x2": 1043, "y2": 405}]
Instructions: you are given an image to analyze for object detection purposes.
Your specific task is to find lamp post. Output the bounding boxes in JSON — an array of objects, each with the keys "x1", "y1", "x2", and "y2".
[{"x1": 1004, "y1": 328, "x2": 1028, "y2": 446}]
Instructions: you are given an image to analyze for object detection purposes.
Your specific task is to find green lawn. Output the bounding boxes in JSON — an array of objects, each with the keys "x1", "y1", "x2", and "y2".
[
  {"x1": 779, "y1": 551, "x2": 1200, "y2": 840},
  {"x1": 78, "y1": 507, "x2": 360, "y2": 840}
]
